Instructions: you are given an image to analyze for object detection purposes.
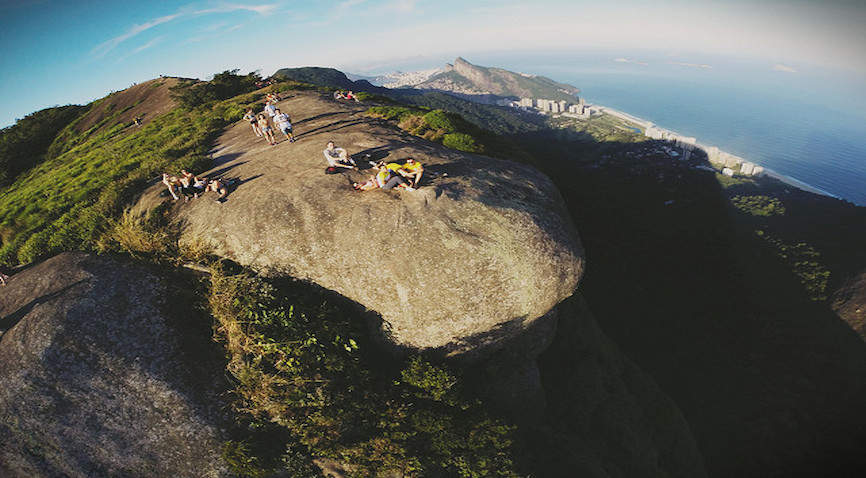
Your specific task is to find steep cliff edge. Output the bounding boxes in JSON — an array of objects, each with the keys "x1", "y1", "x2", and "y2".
[
  {"x1": 0, "y1": 252, "x2": 231, "y2": 477},
  {"x1": 151, "y1": 91, "x2": 585, "y2": 359}
]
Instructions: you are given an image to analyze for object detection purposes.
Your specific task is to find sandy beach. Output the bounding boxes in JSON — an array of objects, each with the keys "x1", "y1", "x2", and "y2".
[{"x1": 596, "y1": 105, "x2": 842, "y2": 200}]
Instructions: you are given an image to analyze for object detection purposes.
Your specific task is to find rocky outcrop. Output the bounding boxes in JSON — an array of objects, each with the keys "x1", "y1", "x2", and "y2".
[
  {"x1": 832, "y1": 270, "x2": 866, "y2": 339},
  {"x1": 0, "y1": 252, "x2": 231, "y2": 478},
  {"x1": 534, "y1": 294, "x2": 707, "y2": 477},
  {"x1": 162, "y1": 91, "x2": 584, "y2": 359}
]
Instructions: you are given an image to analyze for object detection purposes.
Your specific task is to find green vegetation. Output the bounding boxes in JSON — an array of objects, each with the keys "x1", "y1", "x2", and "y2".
[
  {"x1": 209, "y1": 269, "x2": 522, "y2": 478},
  {"x1": 365, "y1": 105, "x2": 535, "y2": 164},
  {"x1": 406, "y1": 91, "x2": 544, "y2": 136},
  {"x1": 0, "y1": 105, "x2": 88, "y2": 186},
  {"x1": 731, "y1": 195, "x2": 786, "y2": 217},
  {"x1": 0, "y1": 71, "x2": 264, "y2": 266},
  {"x1": 169, "y1": 69, "x2": 261, "y2": 108},
  {"x1": 272, "y1": 66, "x2": 356, "y2": 90},
  {"x1": 550, "y1": 113, "x2": 645, "y2": 143}
]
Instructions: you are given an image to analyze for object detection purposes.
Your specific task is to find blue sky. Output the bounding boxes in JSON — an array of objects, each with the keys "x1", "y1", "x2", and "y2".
[{"x1": 1, "y1": 0, "x2": 864, "y2": 128}]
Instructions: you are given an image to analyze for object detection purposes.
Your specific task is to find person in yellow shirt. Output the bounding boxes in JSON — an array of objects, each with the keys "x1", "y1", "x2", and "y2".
[{"x1": 397, "y1": 158, "x2": 423, "y2": 188}]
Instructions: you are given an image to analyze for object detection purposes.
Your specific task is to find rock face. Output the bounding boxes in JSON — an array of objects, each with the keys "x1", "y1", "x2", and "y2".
[
  {"x1": 832, "y1": 270, "x2": 866, "y2": 339},
  {"x1": 534, "y1": 294, "x2": 708, "y2": 477},
  {"x1": 0, "y1": 252, "x2": 231, "y2": 478},
  {"x1": 165, "y1": 92, "x2": 584, "y2": 358}
]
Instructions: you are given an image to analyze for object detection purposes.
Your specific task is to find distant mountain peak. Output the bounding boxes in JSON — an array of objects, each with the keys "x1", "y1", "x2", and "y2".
[{"x1": 414, "y1": 57, "x2": 581, "y2": 105}]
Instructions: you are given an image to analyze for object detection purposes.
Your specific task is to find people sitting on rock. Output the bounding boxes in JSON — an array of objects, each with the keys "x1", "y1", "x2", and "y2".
[
  {"x1": 244, "y1": 108, "x2": 261, "y2": 137},
  {"x1": 258, "y1": 114, "x2": 276, "y2": 145},
  {"x1": 272, "y1": 108, "x2": 294, "y2": 143},
  {"x1": 333, "y1": 90, "x2": 346, "y2": 100},
  {"x1": 178, "y1": 169, "x2": 202, "y2": 199},
  {"x1": 162, "y1": 173, "x2": 181, "y2": 200},
  {"x1": 397, "y1": 158, "x2": 424, "y2": 188},
  {"x1": 266, "y1": 92, "x2": 280, "y2": 103},
  {"x1": 354, "y1": 161, "x2": 413, "y2": 191},
  {"x1": 345, "y1": 91, "x2": 359, "y2": 102},
  {"x1": 323, "y1": 141, "x2": 357, "y2": 169}
]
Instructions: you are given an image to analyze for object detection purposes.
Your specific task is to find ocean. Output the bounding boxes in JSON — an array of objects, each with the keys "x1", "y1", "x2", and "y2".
[{"x1": 485, "y1": 51, "x2": 866, "y2": 206}]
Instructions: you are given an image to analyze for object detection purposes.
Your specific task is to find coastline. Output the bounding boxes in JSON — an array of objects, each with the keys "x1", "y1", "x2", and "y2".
[{"x1": 596, "y1": 105, "x2": 843, "y2": 201}]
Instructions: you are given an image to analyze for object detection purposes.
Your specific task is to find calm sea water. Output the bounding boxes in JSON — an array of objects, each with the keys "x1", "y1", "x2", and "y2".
[{"x1": 475, "y1": 52, "x2": 866, "y2": 206}]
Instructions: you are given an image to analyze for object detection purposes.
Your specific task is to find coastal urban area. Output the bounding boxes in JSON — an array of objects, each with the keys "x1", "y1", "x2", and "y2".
[{"x1": 512, "y1": 95, "x2": 769, "y2": 179}]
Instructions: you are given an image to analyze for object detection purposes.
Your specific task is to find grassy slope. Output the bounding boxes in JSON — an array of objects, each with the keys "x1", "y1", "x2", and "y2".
[{"x1": 0, "y1": 82, "x2": 263, "y2": 265}]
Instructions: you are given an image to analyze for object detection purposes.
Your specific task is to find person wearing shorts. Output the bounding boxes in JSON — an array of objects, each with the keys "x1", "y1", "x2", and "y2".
[
  {"x1": 272, "y1": 108, "x2": 294, "y2": 143},
  {"x1": 258, "y1": 114, "x2": 275, "y2": 145}
]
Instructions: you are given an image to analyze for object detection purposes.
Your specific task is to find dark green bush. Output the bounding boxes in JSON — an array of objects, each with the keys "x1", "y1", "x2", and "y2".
[
  {"x1": 0, "y1": 104, "x2": 87, "y2": 186},
  {"x1": 423, "y1": 110, "x2": 458, "y2": 133},
  {"x1": 443, "y1": 133, "x2": 484, "y2": 153},
  {"x1": 170, "y1": 70, "x2": 261, "y2": 109}
]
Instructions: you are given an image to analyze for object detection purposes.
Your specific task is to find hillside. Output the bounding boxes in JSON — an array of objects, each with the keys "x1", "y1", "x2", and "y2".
[
  {"x1": 2, "y1": 65, "x2": 866, "y2": 478},
  {"x1": 414, "y1": 57, "x2": 581, "y2": 104},
  {"x1": 0, "y1": 75, "x2": 709, "y2": 477},
  {"x1": 72, "y1": 77, "x2": 181, "y2": 135},
  {"x1": 271, "y1": 66, "x2": 391, "y2": 96}
]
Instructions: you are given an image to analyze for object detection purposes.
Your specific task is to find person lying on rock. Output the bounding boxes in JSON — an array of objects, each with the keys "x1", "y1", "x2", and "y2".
[
  {"x1": 370, "y1": 161, "x2": 415, "y2": 191},
  {"x1": 396, "y1": 158, "x2": 424, "y2": 188},
  {"x1": 323, "y1": 141, "x2": 357, "y2": 169},
  {"x1": 206, "y1": 178, "x2": 229, "y2": 202}
]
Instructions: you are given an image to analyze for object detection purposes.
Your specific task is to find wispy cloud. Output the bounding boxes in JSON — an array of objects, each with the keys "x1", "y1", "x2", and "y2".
[
  {"x1": 666, "y1": 61, "x2": 714, "y2": 69},
  {"x1": 91, "y1": 14, "x2": 179, "y2": 58},
  {"x1": 328, "y1": 0, "x2": 366, "y2": 19},
  {"x1": 113, "y1": 35, "x2": 165, "y2": 64},
  {"x1": 614, "y1": 57, "x2": 648, "y2": 66},
  {"x1": 193, "y1": 4, "x2": 279, "y2": 15},
  {"x1": 386, "y1": 0, "x2": 419, "y2": 13},
  {"x1": 90, "y1": 3, "x2": 278, "y2": 58},
  {"x1": 773, "y1": 63, "x2": 798, "y2": 73}
]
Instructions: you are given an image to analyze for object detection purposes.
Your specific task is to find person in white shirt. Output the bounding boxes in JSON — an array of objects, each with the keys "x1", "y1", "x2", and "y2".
[
  {"x1": 263, "y1": 101, "x2": 276, "y2": 118},
  {"x1": 272, "y1": 109, "x2": 294, "y2": 143},
  {"x1": 322, "y1": 141, "x2": 356, "y2": 169}
]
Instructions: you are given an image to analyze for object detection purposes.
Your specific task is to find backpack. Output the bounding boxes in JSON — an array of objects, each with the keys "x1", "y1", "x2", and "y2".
[{"x1": 325, "y1": 166, "x2": 339, "y2": 174}]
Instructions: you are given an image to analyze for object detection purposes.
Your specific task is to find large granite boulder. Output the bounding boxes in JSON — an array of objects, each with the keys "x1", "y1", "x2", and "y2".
[
  {"x1": 163, "y1": 92, "x2": 584, "y2": 358},
  {"x1": 0, "y1": 252, "x2": 231, "y2": 478}
]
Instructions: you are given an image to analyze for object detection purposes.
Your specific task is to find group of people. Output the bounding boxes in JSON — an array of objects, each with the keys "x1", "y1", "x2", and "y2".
[
  {"x1": 322, "y1": 141, "x2": 424, "y2": 191},
  {"x1": 333, "y1": 90, "x2": 360, "y2": 102},
  {"x1": 244, "y1": 100, "x2": 294, "y2": 146},
  {"x1": 162, "y1": 170, "x2": 229, "y2": 203},
  {"x1": 352, "y1": 159, "x2": 423, "y2": 191}
]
